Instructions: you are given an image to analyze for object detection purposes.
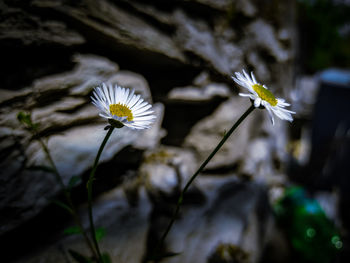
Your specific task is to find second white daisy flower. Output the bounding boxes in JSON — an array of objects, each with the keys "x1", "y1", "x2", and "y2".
[
  {"x1": 91, "y1": 83, "x2": 156, "y2": 129},
  {"x1": 232, "y1": 70, "x2": 295, "y2": 125}
]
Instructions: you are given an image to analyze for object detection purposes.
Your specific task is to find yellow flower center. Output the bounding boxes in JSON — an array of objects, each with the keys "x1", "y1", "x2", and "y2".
[
  {"x1": 109, "y1": 103, "x2": 133, "y2": 121},
  {"x1": 252, "y1": 84, "x2": 277, "y2": 106}
]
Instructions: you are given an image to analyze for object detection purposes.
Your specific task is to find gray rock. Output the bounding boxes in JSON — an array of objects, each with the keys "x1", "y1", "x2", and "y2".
[
  {"x1": 246, "y1": 19, "x2": 290, "y2": 63},
  {"x1": 32, "y1": 0, "x2": 186, "y2": 65},
  {"x1": 24, "y1": 0, "x2": 295, "y2": 85},
  {"x1": 0, "y1": 2, "x2": 85, "y2": 46},
  {"x1": 0, "y1": 54, "x2": 164, "y2": 235},
  {"x1": 240, "y1": 138, "x2": 288, "y2": 186},
  {"x1": 291, "y1": 75, "x2": 319, "y2": 117},
  {"x1": 187, "y1": 0, "x2": 232, "y2": 10},
  {"x1": 108, "y1": 71, "x2": 153, "y2": 101},
  {"x1": 315, "y1": 191, "x2": 340, "y2": 225},
  {"x1": 173, "y1": 10, "x2": 243, "y2": 76},
  {"x1": 246, "y1": 51, "x2": 271, "y2": 82},
  {"x1": 184, "y1": 96, "x2": 264, "y2": 170},
  {"x1": 0, "y1": 89, "x2": 32, "y2": 107},
  {"x1": 193, "y1": 71, "x2": 212, "y2": 87},
  {"x1": 16, "y1": 186, "x2": 152, "y2": 263},
  {"x1": 116, "y1": 0, "x2": 175, "y2": 27},
  {"x1": 0, "y1": 54, "x2": 119, "y2": 111},
  {"x1": 1, "y1": 1, "x2": 298, "y2": 261},
  {"x1": 235, "y1": 0, "x2": 257, "y2": 17},
  {"x1": 182, "y1": 0, "x2": 257, "y2": 16},
  {"x1": 168, "y1": 83, "x2": 231, "y2": 102},
  {"x1": 159, "y1": 176, "x2": 273, "y2": 263},
  {"x1": 143, "y1": 163, "x2": 179, "y2": 196},
  {"x1": 28, "y1": 103, "x2": 164, "y2": 181},
  {"x1": 141, "y1": 146, "x2": 198, "y2": 196}
]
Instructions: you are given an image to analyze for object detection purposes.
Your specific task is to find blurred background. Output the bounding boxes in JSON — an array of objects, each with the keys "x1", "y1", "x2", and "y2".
[{"x1": 0, "y1": 0, "x2": 349, "y2": 262}]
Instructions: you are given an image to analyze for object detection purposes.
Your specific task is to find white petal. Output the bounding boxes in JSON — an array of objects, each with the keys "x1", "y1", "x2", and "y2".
[
  {"x1": 125, "y1": 89, "x2": 135, "y2": 106},
  {"x1": 131, "y1": 97, "x2": 145, "y2": 109},
  {"x1": 265, "y1": 105, "x2": 275, "y2": 125},
  {"x1": 251, "y1": 71, "x2": 257, "y2": 84},
  {"x1": 238, "y1": 93, "x2": 252, "y2": 97},
  {"x1": 128, "y1": 94, "x2": 141, "y2": 108},
  {"x1": 254, "y1": 98, "x2": 262, "y2": 108},
  {"x1": 109, "y1": 84, "x2": 115, "y2": 104},
  {"x1": 133, "y1": 104, "x2": 152, "y2": 114},
  {"x1": 132, "y1": 101, "x2": 148, "y2": 111},
  {"x1": 133, "y1": 115, "x2": 157, "y2": 121},
  {"x1": 103, "y1": 84, "x2": 111, "y2": 106},
  {"x1": 134, "y1": 110, "x2": 154, "y2": 117},
  {"x1": 99, "y1": 113, "x2": 110, "y2": 119},
  {"x1": 123, "y1": 88, "x2": 130, "y2": 104},
  {"x1": 243, "y1": 70, "x2": 250, "y2": 81},
  {"x1": 91, "y1": 84, "x2": 156, "y2": 129}
]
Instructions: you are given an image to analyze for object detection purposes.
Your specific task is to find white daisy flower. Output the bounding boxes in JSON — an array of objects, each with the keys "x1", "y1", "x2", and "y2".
[
  {"x1": 232, "y1": 70, "x2": 295, "y2": 125},
  {"x1": 91, "y1": 83, "x2": 156, "y2": 129}
]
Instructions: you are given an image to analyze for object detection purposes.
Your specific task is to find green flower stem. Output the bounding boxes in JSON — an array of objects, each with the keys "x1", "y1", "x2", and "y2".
[
  {"x1": 155, "y1": 104, "x2": 255, "y2": 257},
  {"x1": 38, "y1": 139, "x2": 65, "y2": 191},
  {"x1": 87, "y1": 126, "x2": 115, "y2": 263},
  {"x1": 38, "y1": 139, "x2": 98, "y2": 260}
]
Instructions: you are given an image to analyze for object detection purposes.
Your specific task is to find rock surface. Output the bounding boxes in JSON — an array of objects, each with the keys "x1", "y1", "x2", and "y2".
[
  {"x1": 183, "y1": 96, "x2": 264, "y2": 170},
  {"x1": 141, "y1": 146, "x2": 199, "y2": 197},
  {"x1": 0, "y1": 54, "x2": 164, "y2": 235},
  {"x1": 151, "y1": 176, "x2": 273, "y2": 263},
  {"x1": 15, "y1": 186, "x2": 153, "y2": 263},
  {"x1": 0, "y1": 0, "x2": 297, "y2": 262},
  {"x1": 168, "y1": 83, "x2": 231, "y2": 102}
]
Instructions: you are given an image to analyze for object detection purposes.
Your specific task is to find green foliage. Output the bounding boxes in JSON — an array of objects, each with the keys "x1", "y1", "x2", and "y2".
[
  {"x1": 297, "y1": 0, "x2": 350, "y2": 72},
  {"x1": 64, "y1": 226, "x2": 83, "y2": 235},
  {"x1": 101, "y1": 253, "x2": 112, "y2": 263},
  {"x1": 17, "y1": 111, "x2": 32, "y2": 126},
  {"x1": 95, "y1": 227, "x2": 106, "y2": 242},
  {"x1": 274, "y1": 186, "x2": 342, "y2": 263},
  {"x1": 17, "y1": 111, "x2": 39, "y2": 131}
]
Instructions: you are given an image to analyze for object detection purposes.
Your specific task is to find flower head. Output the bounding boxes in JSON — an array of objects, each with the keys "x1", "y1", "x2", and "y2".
[
  {"x1": 91, "y1": 83, "x2": 156, "y2": 129},
  {"x1": 232, "y1": 70, "x2": 295, "y2": 125}
]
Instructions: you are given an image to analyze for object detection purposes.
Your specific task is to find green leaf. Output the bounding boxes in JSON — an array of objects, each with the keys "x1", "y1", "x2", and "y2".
[
  {"x1": 17, "y1": 111, "x2": 39, "y2": 131},
  {"x1": 95, "y1": 227, "x2": 106, "y2": 242},
  {"x1": 64, "y1": 226, "x2": 82, "y2": 235},
  {"x1": 101, "y1": 253, "x2": 112, "y2": 263},
  {"x1": 51, "y1": 199, "x2": 74, "y2": 215},
  {"x1": 32, "y1": 123, "x2": 40, "y2": 131},
  {"x1": 68, "y1": 249, "x2": 93, "y2": 263},
  {"x1": 68, "y1": 176, "x2": 82, "y2": 189},
  {"x1": 17, "y1": 111, "x2": 32, "y2": 126}
]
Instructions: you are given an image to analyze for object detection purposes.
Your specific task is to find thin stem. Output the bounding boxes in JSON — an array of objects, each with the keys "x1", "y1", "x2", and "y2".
[
  {"x1": 39, "y1": 139, "x2": 64, "y2": 190},
  {"x1": 154, "y1": 104, "x2": 255, "y2": 258},
  {"x1": 39, "y1": 139, "x2": 98, "y2": 259},
  {"x1": 87, "y1": 126, "x2": 115, "y2": 263}
]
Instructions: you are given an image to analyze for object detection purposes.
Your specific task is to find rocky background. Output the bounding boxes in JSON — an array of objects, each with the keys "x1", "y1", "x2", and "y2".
[{"x1": 0, "y1": 0, "x2": 310, "y2": 262}]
